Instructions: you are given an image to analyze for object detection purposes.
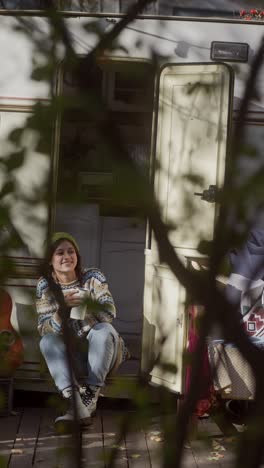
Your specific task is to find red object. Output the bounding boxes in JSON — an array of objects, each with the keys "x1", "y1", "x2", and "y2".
[
  {"x1": 185, "y1": 305, "x2": 214, "y2": 417},
  {"x1": 239, "y1": 8, "x2": 264, "y2": 19},
  {"x1": 0, "y1": 289, "x2": 24, "y2": 375},
  {"x1": 242, "y1": 306, "x2": 264, "y2": 338}
]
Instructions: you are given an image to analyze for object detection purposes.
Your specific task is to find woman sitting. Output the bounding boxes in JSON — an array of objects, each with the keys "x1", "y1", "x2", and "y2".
[{"x1": 36, "y1": 232, "x2": 129, "y2": 429}]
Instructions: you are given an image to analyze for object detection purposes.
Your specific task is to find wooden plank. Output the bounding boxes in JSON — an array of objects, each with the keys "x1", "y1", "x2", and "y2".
[
  {"x1": 101, "y1": 409, "x2": 128, "y2": 467},
  {"x1": 35, "y1": 404, "x2": 105, "y2": 468},
  {"x1": 9, "y1": 407, "x2": 41, "y2": 468},
  {"x1": 81, "y1": 410, "x2": 105, "y2": 467},
  {"x1": 145, "y1": 417, "x2": 162, "y2": 468},
  {"x1": 34, "y1": 405, "x2": 87, "y2": 468},
  {"x1": 0, "y1": 409, "x2": 22, "y2": 468},
  {"x1": 218, "y1": 435, "x2": 238, "y2": 468},
  {"x1": 145, "y1": 415, "x2": 197, "y2": 468},
  {"x1": 196, "y1": 417, "x2": 237, "y2": 467},
  {"x1": 146, "y1": 426, "x2": 198, "y2": 468},
  {"x1": 182, "y1": 417, "x2": 237, "y2": 468},
  {"x1": 182, "y1": 447, "x2": 198, "y2": 468},
  {"x1": 34, "y1": 406, "x2": 55, "y2": 466},
  {"x1": 126, "y1": 426, "x2": 151, "y2": 467},
  {"x1": 198, "y1": 418, "x2": 224, "y2": 438},
  {"x1": 190, "y1": 438, "x2": 223, "y2": 468},
  {"x1": 33, "y1": 406, "x2": 70, "y2": 468},
  {"x1": 218, "y1": 450, "x2": 236, "y2": 467}
]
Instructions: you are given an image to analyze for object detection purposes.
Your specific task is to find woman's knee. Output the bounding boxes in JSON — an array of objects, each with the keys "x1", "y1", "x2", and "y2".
[
  {"x1": 39, "y1": 333, "x2": 65, "y2": 357},
  {"x1": 87, "y1": 323, "x2": 118, "y2": 346}
]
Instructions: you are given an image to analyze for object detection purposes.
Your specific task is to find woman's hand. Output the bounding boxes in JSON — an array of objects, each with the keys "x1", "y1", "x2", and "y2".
[{"x1": 63, "y1": 290, "x2": 82, "y2": 307}]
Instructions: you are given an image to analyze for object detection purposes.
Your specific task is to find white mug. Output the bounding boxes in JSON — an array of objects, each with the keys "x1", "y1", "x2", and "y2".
[{"x1": 68, "y1": 288, "x2": 87, "y2": 320}]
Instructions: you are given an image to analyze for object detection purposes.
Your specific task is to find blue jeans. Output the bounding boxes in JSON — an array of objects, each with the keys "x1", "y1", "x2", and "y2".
[{"x1": 40, "y1": 322, "x2": 119, "y2": 392}]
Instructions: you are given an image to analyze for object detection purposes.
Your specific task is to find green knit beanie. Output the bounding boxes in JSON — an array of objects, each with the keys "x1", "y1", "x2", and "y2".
[{"x1": 51, "y1": 232, "x2": 79, "y2": 252}]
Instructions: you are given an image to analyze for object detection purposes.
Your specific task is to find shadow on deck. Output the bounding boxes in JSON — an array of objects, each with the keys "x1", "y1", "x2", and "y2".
[{"x1": 0, "y1": 391, "x2": 240, "y2": 467}]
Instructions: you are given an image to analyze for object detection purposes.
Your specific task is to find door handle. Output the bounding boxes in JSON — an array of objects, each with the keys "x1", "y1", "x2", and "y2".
[{"x1": 194, "y1": 184, "x2": 220, "y2": 203}]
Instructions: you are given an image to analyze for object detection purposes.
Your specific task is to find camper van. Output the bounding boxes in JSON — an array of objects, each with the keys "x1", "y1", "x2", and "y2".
[{"x1": 0, "y1": 8, "x2": 263, "y2": 395}]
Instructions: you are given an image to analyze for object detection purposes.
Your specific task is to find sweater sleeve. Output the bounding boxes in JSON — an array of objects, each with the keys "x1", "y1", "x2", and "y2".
[
  {"x1": 83, "y1": 269, "x2": 116, "y2": 324},
  {"x1": 35, "y1": 277, "x2": 63, "y2": 336}
]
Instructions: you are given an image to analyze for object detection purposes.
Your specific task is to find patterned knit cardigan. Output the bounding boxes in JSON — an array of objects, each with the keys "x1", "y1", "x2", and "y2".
[{"x1": 35, "y1": 268, "x2": 116, "y2": 338}]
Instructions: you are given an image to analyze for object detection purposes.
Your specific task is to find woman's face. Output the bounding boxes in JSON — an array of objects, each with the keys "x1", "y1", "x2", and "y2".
[{"x1": 51, "y1": 240, "x2": 78, "y2": 278}]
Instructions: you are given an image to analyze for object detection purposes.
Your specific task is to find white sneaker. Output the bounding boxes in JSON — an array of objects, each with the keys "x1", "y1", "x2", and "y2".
[
  {"x1": 55, "y1": 386, "x2": 92, "y2": 429},
  {"x1": 79, "y1": 385, "x2": 101, "y2": 417}
]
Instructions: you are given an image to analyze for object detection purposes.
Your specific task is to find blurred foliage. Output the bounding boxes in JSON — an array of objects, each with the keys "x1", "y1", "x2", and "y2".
[{"x1": 0, "y1": 2, "x2": 264, "y2": 468}]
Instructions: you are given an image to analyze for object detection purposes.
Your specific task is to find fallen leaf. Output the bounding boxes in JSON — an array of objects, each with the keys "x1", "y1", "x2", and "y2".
[
  {"x1": 208, "y1": 451, "x2": 225, "y2": 460},
  {"x1": 11, "y1": 449, "x2": 24, "y2": 455},
  {"x1": 212, "y1": 440, "x2": 226, "y2": 452},
  {"x1": 212, "y1": 441, "x2": 221, "y2": 449},
  {"x1": 131, "y1": 454, "x2": 141, "y2": 458}
]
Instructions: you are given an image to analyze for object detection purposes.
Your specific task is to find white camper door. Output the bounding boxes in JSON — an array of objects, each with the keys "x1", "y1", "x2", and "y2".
[{"x1": 141, "y1": 63, "x2": 233, "y2": 393}]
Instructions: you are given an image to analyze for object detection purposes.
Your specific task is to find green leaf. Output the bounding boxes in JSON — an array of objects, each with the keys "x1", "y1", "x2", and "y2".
[
  {"x1": 0, "y1": 181, "x2": 15, "y2": 199},
  {"x1": 0, "y1": 206, "x2": 9, "y2": 225},
  {"x1": 4, "y1": 150, "x2": 25, "y2": 171},
  {"x1": 8, "y1": 128, "x2": 23, "y2": 144},
  {"x1": 31, "y1": 64, "x2": 53, "y2": 82}
]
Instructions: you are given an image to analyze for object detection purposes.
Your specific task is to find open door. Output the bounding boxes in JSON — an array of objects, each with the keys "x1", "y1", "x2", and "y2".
[{"x1": 141, "y1": 62, "x2": 233, "y2": 393}]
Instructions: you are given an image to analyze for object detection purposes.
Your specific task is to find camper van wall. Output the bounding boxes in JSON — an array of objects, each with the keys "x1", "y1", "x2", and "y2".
[
  {"x1": 0, "y1": 17, "x2": 263, "y2": 108},
  {"x1": 0, "y1": 13, "x2": 263, "y2": 392}
]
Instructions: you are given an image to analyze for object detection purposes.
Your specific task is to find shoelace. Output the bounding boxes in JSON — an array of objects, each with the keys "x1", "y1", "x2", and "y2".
[{"x1": 79, "y1": 386, "x2": 95, "y2": 407}]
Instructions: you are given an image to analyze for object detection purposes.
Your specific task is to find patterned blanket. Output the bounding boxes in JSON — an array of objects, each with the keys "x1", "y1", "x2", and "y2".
[
  {"x1": 208, "y1": 338, "x2": 264, "y2": 400},
  {"x1": 209, "y1": 229, "x2": 264, "y2": 398},
  {"x1": 227, "y1": 275, "x2": 264, "y2": 338},
  {"x1": 226, "y1": 229, "x2": 264, "y2": 339}
]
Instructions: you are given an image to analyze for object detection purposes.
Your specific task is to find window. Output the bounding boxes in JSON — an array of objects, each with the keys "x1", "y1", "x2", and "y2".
[{"x1": 55, "y1": 57, "x2": 155, "y2": 215}]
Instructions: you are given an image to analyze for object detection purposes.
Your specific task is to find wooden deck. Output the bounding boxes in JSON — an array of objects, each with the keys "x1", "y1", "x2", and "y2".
[{"x1": 0, "y1": 395, "x2": 241, "y2": 468}]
